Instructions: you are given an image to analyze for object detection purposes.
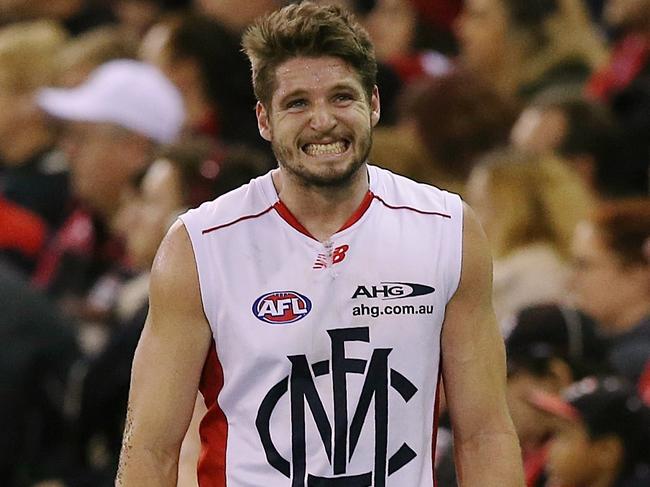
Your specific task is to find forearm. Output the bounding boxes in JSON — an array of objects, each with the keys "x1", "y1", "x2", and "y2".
[
  {"x1": 453, "y1": 430, "x2": 525, "y2": 487},
  {"x1": 116, "y1": 446, "x2": 179, "y2": 486},
  {"x1": 115, "y1": 406, "x2": 181, "y2": 486}
]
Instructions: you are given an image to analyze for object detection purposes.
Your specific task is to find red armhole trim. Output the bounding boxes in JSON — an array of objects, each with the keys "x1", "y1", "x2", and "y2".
[
  {"x1": 373, "y1": 194, "x2": 452, "y2": 219},
  {"x1": 202, "y1": 206, "x2": 275, "y2": 234},
  {"x1": 197, "y1": 340, "x2": 227, "y2": 486},
  {"x1": 432, "y1": 367, "x2": 443, "y2": 487}
]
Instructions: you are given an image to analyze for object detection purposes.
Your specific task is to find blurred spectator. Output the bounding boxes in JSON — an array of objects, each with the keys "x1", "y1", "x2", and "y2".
[
  {"x1": 195, "y1": 0, "x2": 281, "y2": 34},
  {"x1": 436, "y1": 304, "x2": 609, "y2": 487},
  {"x1": 56, "y1": 25, "x2": 137, "y2": 88},
  {"x1": 71, "y1": 136, "x2": 269, "y2": 485},
  {"x1": 511, "y1": 89, "x2": 648, "y2": 198},
  {"x1": 140, "y1": 13, "x2": 262, "y2": 148},
  {"x1": 359, "y1": 0, "x2": 454, "y2": 83},
  {"x1": 0, "y1": 259, "x2": 80, "y2": 486},
  {"x1": 455, "y1": 0, "x2": 607, "y2": 102},
  {"x1": 0, "y1": 20, "x2": 71, "y2": 270},
  {"x1": 569, "y1": 198, "x2": 650, "y2": 384},
  {"x1": 466, "y1": 149, "x2": 592, "y2": 332},
  {"x1": 33, "y1": 59, "x2": 184, "y2": 322},
  {"x1": 587, "y1": 0, "x2": 650, "y2": 101},
  {"x1": 110, "y1": 0, "x2": 190, "y2": 41},
  {"x1": 371, "y1": 69, "x2": 516, "y2": 194},
  {"x1": 0, "y1": 0, "x2": 115, "y2": 36},
  {"x1": 529, "y1": 376, "x2": 650, "y2": 487},
  {"x1": 506, "y1": 306, "x2": 609, "y2": 446}
]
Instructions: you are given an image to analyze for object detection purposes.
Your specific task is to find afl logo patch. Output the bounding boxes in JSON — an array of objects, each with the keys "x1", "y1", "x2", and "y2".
[{"x1": 253, "y1": 291, "x2": 312, "y2": 324}]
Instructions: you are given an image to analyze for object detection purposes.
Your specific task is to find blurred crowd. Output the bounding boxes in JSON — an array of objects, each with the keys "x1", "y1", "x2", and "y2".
[{"x1": 0, "y1": 0, "x2": 648, "y2": 486}]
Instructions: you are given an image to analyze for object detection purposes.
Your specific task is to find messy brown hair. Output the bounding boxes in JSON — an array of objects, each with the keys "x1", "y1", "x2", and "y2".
[{"x1": 241, "y1": 1, "x2": 377, "y2": 108}]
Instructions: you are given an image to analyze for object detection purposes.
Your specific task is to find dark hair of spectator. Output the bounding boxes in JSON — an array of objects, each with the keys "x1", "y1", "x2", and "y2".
[
  {"x1": 565, "y1": 376, "x2": 650, "y2": 473},
  {"x1": 165, "y1": 14, "x2": 259, "y2": 144},
  {"x1": 242, "y1": 1, "x2": 377, "y2": 107},
  {"x1": 529, "y1": 89, "x2": 619, "y2": 158},
  {"x1": 526, "y1": 88, "x2": 649, "y2": 198},
  {"x1": 591, "y1": 199, "x2": 650, "y2": 268},
  {"x1": 502, "y1": 0, "x2": 559, "y2": 48},
  {"x1": 506, "y1": 304, "x2": 609, "y2": 380}
]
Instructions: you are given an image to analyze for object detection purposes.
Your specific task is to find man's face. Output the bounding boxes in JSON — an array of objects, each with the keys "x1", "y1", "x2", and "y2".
[
  {"x1": 604, "y1": 0, "x2": 650, "y2": 29},
  {"x1": 116, "y1": 158, "x2": 183, "y2": 269},
  {"x1": 62, "y1": 122, "x2": 151, "y2": 215},
  {"x1": 256, "y1": 56, "x2": 380, "y2": 188},
  {"x1": 507, "y1": 372, "x2": 559, "y2": 449},
  {"x1": 568, "y1": 221, "x2": 645, "y2": 330},
  {"x1": 455, "y1": 0, "x2": 509, "y2": 75}
]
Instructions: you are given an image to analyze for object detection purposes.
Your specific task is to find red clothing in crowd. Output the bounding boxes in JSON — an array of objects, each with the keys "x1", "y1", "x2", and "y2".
[
  {"x1": 587, "y1": 33, "x2": 650, "y2": 101},
  {"x1": 409, "y1": 0, "x2": 462, "y2": 31},
  {"x1": 0, "y1": 196, "x2": 46, "y2": 258},
  {"x1": 639, "y1": 361, "x2": 650, "y2": 406}
]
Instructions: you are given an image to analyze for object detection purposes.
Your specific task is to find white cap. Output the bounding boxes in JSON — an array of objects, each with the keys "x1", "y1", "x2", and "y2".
[{"x1": 37, "y1": 59, "x2": 185, "y2": 144}]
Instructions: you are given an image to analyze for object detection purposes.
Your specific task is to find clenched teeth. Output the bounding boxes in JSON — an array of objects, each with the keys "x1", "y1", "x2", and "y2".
[{"x1": 303, "y1": 141, "x2": 347, "y2": 156}]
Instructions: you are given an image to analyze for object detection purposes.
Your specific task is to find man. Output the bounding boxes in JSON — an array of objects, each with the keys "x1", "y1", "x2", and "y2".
[
  {"x1": 528, "y1": 376, "x2": 650, "y2": 487},
  {"x1": 0, "y1": 20, "x2": 69, "y2": 271},
  {"x1": 118, "y1": 3, "x2": 525, "y2": 486},
  {"x1": 33, "y1": 59, "x2": 184, "y2": 315},
  {"x1": 0, "y1": 259, "x2": 80, "y2": 485},
  {"x1": 510, "y1": 89, "x2": 647, "y2": 198}
]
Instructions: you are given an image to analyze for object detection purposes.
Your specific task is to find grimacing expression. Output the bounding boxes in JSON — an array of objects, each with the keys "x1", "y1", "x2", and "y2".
[{"x1": 256, "y1": 56, "x2": 380, "y2": 188}]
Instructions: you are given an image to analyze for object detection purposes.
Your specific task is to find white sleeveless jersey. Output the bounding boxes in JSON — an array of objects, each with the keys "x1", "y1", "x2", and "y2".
[{"x1": 179, "y1": 165, "x2": 463, "y2": 487}]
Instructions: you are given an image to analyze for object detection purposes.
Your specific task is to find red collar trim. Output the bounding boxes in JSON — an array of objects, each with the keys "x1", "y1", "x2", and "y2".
[
  {"x1": 338, "y1": 189, "x2": 374, "y2": 232},
  {"x1": 273, "y1": 190, "x2": 375, "y2": 240},
  {"x1": 272, "y1": 200, "x2": 314, "y2": 239}
]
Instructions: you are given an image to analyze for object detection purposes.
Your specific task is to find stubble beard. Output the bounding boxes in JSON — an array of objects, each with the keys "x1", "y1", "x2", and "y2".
[{"x1": 272, "y1": 126, "x2": 372, "y2": 189}]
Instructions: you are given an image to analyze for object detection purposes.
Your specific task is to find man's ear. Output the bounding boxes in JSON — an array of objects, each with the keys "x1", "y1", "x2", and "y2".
[
  {"x1": 370, "y1": 85, "x2": 380, "y2": 127},
  {"x1": 256, "y1": 102, "x2": 272, "y2": 141}
]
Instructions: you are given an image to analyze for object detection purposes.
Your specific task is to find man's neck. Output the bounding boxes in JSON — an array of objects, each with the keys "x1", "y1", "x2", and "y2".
[{"x1": 272, "y1": 165, "x2": 370, "y2": 242}]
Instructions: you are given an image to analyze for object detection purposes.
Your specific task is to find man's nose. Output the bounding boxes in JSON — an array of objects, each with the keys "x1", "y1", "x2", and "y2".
[{"x1": 309, "y1": 102, "x2": 337, "y2": 132}]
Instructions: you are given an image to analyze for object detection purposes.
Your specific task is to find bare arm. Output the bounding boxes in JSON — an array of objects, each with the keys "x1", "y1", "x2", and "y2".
[
  {"x1": 116, "y1": 221, "x2": 213, "y2": 486},
  {"x1": 441, "y1": 203, "x2": 524, "y2": 487}
]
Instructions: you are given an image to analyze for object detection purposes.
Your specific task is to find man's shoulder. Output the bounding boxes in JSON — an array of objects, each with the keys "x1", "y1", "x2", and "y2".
[
  {"x1": 369, "y1": 165, "x2": 462, "y2": 218},
  {"x1": 179, "y1": 170, "x2": 275, "y2": 235}
]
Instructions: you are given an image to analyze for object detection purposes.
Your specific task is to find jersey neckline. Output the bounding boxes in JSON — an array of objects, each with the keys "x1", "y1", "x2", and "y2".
[{"x1": 260, "y1": 166, "x2": 377, "y2": 242}]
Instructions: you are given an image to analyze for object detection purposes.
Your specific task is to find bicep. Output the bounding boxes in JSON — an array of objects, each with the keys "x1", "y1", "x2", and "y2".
[
  {"x1": 126, "y1": 221, "x2": 213, "y2": 454},
  {"x1": 441, "y1": 203, "x2": 511, "y2": 441}
]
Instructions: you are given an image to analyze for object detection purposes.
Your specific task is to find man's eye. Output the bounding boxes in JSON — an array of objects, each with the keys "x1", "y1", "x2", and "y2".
[
  {"x1": 287, "y1": 99, "x2": 307, "y2": 109},
  {"x1": 334, "y1": 93, "x2": 354, "y2": 102}
]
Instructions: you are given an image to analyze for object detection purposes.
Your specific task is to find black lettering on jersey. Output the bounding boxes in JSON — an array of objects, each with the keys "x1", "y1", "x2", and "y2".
[
  {"x1": 256, "y1": 326, "x2": 419, "y2": 486},
  {"x1": 352, "y1": 282, "x2": 435, "y2": 300}
]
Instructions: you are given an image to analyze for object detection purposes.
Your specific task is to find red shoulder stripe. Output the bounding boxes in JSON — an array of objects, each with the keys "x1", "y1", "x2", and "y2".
[
  {"x1": 373, "y1": 194, "x2": 452, "y2": 219},
  {"x1": 201, "y1": 206, "x2": 275, "y2": 234}
]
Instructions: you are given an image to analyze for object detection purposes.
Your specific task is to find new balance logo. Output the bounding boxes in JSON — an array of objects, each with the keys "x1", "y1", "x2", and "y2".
[{"x1": 313, "y1": 244, "x2": 349, "y2": 269}]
